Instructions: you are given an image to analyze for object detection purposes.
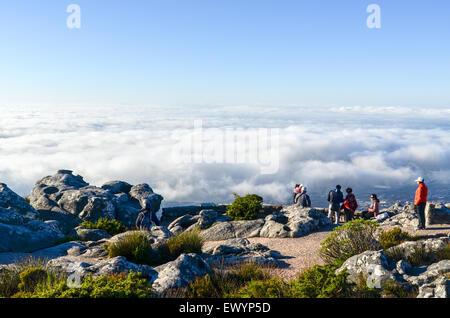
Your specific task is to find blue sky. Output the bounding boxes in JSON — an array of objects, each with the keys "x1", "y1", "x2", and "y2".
[{"x1": 0, "y1": 0, "x2": 449, "y2": 108}]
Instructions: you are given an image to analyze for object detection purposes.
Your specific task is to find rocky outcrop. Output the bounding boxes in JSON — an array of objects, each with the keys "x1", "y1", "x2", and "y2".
[
  {"x1": 379, "y1": 202, "x2": 419, "y2": 229},
  {"x1": 151, "y1": 253, "x2": 211, "y2": 294},
  {"x1": 28, "y1": 170, "x2": 163, "y2": 227},
  {"x1": 75, "y1": 226, "x2": 111, "y2": 241},
  {"x1": 168, "y1": 209, "x2": 225, "y2": 235},
  {"x1": 0, "y1": 184, "x2": 64, "y2": 253},
  {"x1": 336, "y1": 250, "x2": 395, "y2": 289},
  {"x1": 200, "y1": 219, "x2": 265, "y2": 241},
  {"x1": 282, "y1": 206, "x2": 332, "y2": 238},
  {"x1": 202, "y1": 238, "x2": 287, "y2": 266},
  {"x1": 417, "y1": 276, "x2": 450, "y2": 298}
]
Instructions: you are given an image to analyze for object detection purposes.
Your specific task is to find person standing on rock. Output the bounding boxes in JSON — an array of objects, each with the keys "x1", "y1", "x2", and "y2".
[
  {"x1": 295, "y1": 186, "x2": 311, "y2": 208},
  {"x1": 327, "y1": 185, "x2": 344, "y2": 224},
  {"x1": 342, "y1": 188, "x2": 358, "y2": 222},
  {"x1": 414, "y1": 177, "x2": 428, "y2": 230}
]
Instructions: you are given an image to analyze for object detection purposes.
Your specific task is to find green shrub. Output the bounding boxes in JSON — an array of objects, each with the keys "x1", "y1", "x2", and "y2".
[
  {"x1": 0, "y1": 257, "x2": 48, "y2": 297},
  {"x1": 353, "y1": 272, "x2": 381, "y2": 298},
  {"x1": 226, "y1": 193, "x2": 263, "y2": 221},
  {"x1": 379, "y1": 227, "x2": 421, "y2": 250},
  {"x1": 385, "y1": 245, "x2": 435, "y2": 267},
  {"x1": 19, "y1": 272, "x2": 153, "y2": 298},
  {"x1": 81, "y1": 218, "x2": 127, "y2": 236},
  {"x1": 438, "y1": 243, "x2": 450, "y2": 260},
  {"x1": 55, "y1": 235, "x2": 80, "y2": 245},
  {"x1": 104, "y1": 231, "x2": 153, "y2": 265},
  {"x1": 166, "y1": 230, "x2": 204, "y2": 259},
  {"x1": 381, "y1": 279, "x2": 418, "y2": 298},
  {"x1": 185, "y1": 263, "x2": 271, "y2": 298},
  {"x1": 319, "y1": 219, "x2": 379, "y2": 265},
  {"x1": 289, "y1": 263, "x2": 354, "y2": 298},
  {"x1": 237, "y1": 278, "x2": 290, "y2": 298},
  {"x1": 17, "y1": 267, "x2": 48, "y2": 293}
]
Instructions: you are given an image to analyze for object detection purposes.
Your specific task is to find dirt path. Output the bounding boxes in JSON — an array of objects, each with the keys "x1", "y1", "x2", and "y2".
[{"x1": 204, "y1": 224, "x2": 450, "y2": 281}]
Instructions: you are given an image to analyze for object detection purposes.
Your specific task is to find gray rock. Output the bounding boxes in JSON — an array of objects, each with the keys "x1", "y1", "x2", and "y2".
[
  {"x1": 336, "y1": 250, "x2": 395, "y2": 289},
  {"x1": 403, "y1": 260, "x2": 450, "y2": 286},
  {"x1": 260, "y1": 219, "x2": 290, "y2": 238},
  {"x1": 417, "y1": 276, "x2": 450, "y2": 298},
  {"x1": 283, "y1": 206, "x2": 332, "y2": 238},
  {"x1": 386, "y1": 237, "x2": 450, "y2": 263},
  {"x1": 75, "y1": 226, "x2": 111, "y2": 241},
  {"x1": 101, "y1": 181, "x2": 132, "y2": 194},
  {"x1": 200, "y1": 219, "x2": 264, "y2": 241},
  {"x1": 152, "y1": 253, "x2": 211, "y2": 294},
  {"x1": 0, "y1": 208, "x2": 64, "y2": 253},
  {"x1": 0, "y1": 183, "x2": 37, "y2": 216},
  {"x1": 396, "y1": 260, "x2": 412, "y2": 275}
]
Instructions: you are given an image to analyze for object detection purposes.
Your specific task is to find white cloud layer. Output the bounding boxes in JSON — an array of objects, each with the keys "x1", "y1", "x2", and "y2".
[{"x1": 0, "y1": 104, "x2": 449, "y2": 206}]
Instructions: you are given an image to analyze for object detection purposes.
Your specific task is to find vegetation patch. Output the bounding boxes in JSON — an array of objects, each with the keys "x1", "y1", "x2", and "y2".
[
  {"x1": 378, "y1": 227, "x2": 421, "y2": 250},
  {"x1": 81, "y1": 218, "x2": 127, "y2": 236},
  {"x1": 319, "y1": 219, "x2": 380, "y2": 265},
  {"x1": 226, "y1": 193, "x2": 263, "y2": 221}
]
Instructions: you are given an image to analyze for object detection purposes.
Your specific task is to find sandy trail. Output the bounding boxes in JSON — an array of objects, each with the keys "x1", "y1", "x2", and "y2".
[{"x1": 204, "y1": 224, "x2": 450, "y2": 281}]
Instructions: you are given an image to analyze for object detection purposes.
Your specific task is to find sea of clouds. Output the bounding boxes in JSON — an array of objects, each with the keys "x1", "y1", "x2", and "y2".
[{"x1": 0, "y1": 104, "x2": 449, "y2": 207}]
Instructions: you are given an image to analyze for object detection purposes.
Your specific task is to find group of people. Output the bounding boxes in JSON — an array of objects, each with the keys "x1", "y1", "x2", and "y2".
[{"x1": 293, "y1": 177, "x2": 429, "y2": 229}]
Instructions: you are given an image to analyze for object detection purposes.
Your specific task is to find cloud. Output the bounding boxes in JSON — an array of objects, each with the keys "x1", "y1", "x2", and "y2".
[{"x1": 0, "y1": 104, "x2": 449, "y2": 206}]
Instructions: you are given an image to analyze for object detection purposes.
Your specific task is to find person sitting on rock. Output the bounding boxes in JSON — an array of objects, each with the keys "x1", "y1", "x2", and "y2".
[
  {"x1": 135, "y1": 200, "x2": 160, "y2": 230},
  {"x1": 295, "y1": 186, "x2": 311, "y2": 208},
  {"x1": 342, "y1": 188, "x2": 358, "y2": 222},
  {"x1": 293, "y1": 184, "x2": 302, "y2": 203},
  {"x1": 363, "y1": 194, "x2": 379, "y2": 219}
]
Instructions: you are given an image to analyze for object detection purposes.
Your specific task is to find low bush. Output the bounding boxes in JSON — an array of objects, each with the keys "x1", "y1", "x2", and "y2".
[
  {"x1": 17, "y1": 267, "x2": 48, "y2": 293},
  {"x1": 319, "y1": 219, "x2": 380, "y2": 265},
  {"x1": 353, "y1": 272, "x2": 381, "y2": 298},
  {"x1": 289, "y1": 263, "x2": 354, "y2": 298},
  {"x1": 81, "y1": 218, "x2": 127, "y2": 236},
  {"x1": 381, "y1": 279, "x2": 418, "y2": 298},
  {"x1": 237, "y1": 278, "x2": 290, "y2": 298},
  {"x1": 379, "y1": 227, "x2": 421, "y2": 250},
  {"x1": 17, "y1": 272, "x2": 153, "y2": 298},
  {"x1": 385, "y1": 245, "x2": 435, "y2": 267},
  {"x1": 104, "y1": 231, "x2": 153, "y2": 265},
  {"x1": 166, "y1": 230, "x2": 204, "y2": 260},
  {"x1": 226, "y1": 193, "x2": 263, "y2": 221},
  {"x1": 185, "y1": 263, "x2": 272, "y2": 298}
]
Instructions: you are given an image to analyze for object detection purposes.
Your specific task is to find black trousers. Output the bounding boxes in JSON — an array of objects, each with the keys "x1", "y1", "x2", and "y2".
[
  {"x1": 343, "y1": 207, "x2": 354, "y2": 222},
  {"x1": 415, "y1": 202, "x2": 426, "y2": 229}
]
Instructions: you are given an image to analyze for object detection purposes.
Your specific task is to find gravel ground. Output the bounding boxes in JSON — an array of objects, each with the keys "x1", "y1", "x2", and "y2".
[{"x1": 204, "y1": 224, "x2": 450, "y2": 281}]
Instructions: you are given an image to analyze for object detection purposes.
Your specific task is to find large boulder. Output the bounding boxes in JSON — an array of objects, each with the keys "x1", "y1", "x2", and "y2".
[
  {"x1": 28, "y1": 170, "x2": 163, "y2": 227},
  {"x1": 283, "y1": 206, "x2": 332, "y2": 238},
  {"x1": 336, "y1": 250, "x2": 396, "y2": 289},
  {"x1": 0, "y1": 184, "x2": 64, "y2": 253},
  {"x1": 151, "y1": 253, "x2": 211, "y2": 294},
  {"x1": 202, "y1": 238, "x2": 286, "y2": 266},
  {"x1": 380, "y1": 202, "x2": 419, "y2": 229},
  {"x1": 385, "y1": 236, "x2": 450, "y2": 264},
  {"x1": 417, "y1": 276, "x2": 450, "y2": 298},
  {"x1": 200, "y1": 219, "x2": 264, "y2": 241},
  {"x1": 403, "y1": 260, "x2": 450, "y2": 287},
  {"x1": 75, "y1": 226, "x2": 111, "y2": 241}
]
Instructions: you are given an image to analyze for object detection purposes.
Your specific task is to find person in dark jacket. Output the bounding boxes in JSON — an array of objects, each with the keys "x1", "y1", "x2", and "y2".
[
  {"x1": 295, "y1": 187, "x2": 311, "y2": 208},
  {"x1": 327, "y1": 185, "x2": 345, "y2": 224},
  {"x1": 135, "y1": 200, "x2": 160, "y2": 230}
]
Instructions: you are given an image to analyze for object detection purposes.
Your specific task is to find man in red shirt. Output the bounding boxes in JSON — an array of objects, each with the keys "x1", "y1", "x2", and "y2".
[{"x1": 414, "y1": 177, "x2": 428, "y2": 230}]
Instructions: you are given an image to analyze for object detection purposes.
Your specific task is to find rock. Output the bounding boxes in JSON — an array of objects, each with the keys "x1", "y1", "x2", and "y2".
[
  {"x1": 168, "y1": 214, "x2": 199, "y2": 234},
  {"x1": 375, "y1": 212, "x2": 389, "y2": 222},
  {"x1": 28, "y1": 170, "x2": 163, "y2": 227},
  {"x1": 101, "y1": 181, "x2": 132, "y2": 194},
  {"x1": 200, "y1": 219, "x2": 264, "y2": 241},
  {"x1": 385, "y1": 237, "x2": 450, "y2": 263},
  {"x1": 107, "y1": 228, "x2": 172, "y2": 250},
  {"x1": 152, "y1": 253, "x2": 211, "y2": 294},
  {"x1": 0, "y1": 183, "x2": 37, "y2": 216},
  {"x1": 380, "y1": 202, "x2": 419, "y2": 229},
  {"x1": 396, "y1": 260, "x2": 412, "y2": 275},
  {"x1": 0, "y1": 207, "x2": 64, "y2": 253},
  {"x1": 75, "y1": 226, "x2": 111, "y2": 241},
  {"x1": 403, "y1": 260, "x2": 450, "y2": 287},
  {"x1": 202, "y1": 238, "x2": 286, "y2": 267},
  {"x1": 445, "y1": 203, "x2": 450, "y2": 210},
  {"x1": 260, "y1": 219, "x2": 290, "y2": 238},
  {"x1": 47, "y1": 256, "x2": 157, "y2": 281},
  {"x1": 336, "y1": 250, "x2": 395, "y2": 289},
  {"x1": 417, "y1": 276, "x2": 450, "y2": 298},
  {"x1": 35, "y1": 209, "x2": 82, "y2": 235},
  {"x1": 283, "y1": 206, "x2": 332, "y2": 238}
]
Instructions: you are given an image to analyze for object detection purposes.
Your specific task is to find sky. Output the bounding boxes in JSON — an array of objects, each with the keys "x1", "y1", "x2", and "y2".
[
  {"x1": 0, "y1": 1, "x2": 449, "y2": 207},
  {"x1": 0, "y1": 0, "x2": 449, "y2": 107}
]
